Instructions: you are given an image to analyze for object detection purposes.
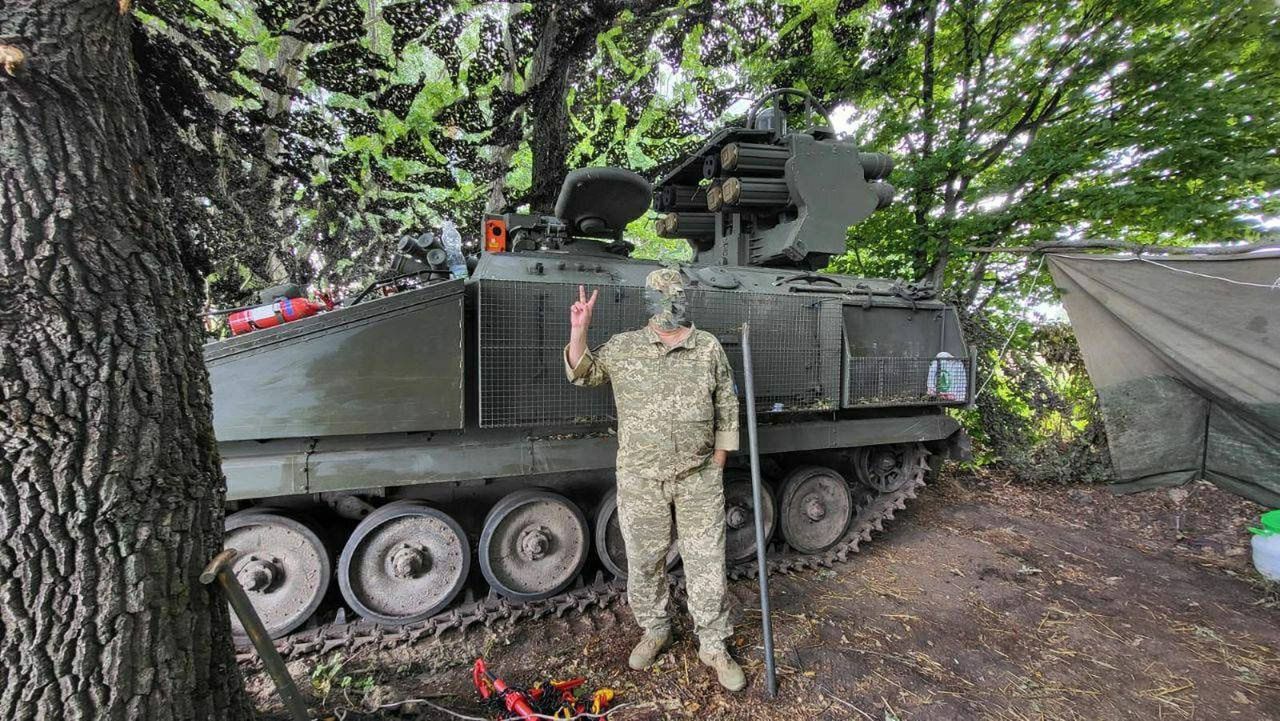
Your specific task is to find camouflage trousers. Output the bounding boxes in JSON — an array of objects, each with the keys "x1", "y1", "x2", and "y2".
[{"x1": 615, "y1": 463, "x2": 731, "y2": 647}]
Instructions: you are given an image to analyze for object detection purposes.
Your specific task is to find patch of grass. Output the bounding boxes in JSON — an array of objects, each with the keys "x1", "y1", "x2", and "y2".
[{"x1": 309, "y1": 652, "x2": 378, "y2": 707}]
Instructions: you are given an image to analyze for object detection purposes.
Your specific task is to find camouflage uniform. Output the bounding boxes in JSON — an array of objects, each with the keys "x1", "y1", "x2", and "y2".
[{"x1": 564, "y1": 279, "x2": 739, "y2": 647}]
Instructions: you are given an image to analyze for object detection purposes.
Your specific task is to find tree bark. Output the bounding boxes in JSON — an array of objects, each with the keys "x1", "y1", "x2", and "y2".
[
  {"x1": 525, "y1": 7, "x2": 571, "y2": 214},
  {"x1": 523, "y1": 1, "x2": 670, "y2": 214},
  {"x1": 0, "y1": 2, "x2": 250, "y2": 719},
  {"x1": 910, "y1": 0, "x2": 938, "y2": 281}
]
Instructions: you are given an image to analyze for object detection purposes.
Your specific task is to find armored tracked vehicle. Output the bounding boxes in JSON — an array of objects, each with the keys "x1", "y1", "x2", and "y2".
[{"x1": 208, "y1": 90, "x2": 975, "y2": 650}]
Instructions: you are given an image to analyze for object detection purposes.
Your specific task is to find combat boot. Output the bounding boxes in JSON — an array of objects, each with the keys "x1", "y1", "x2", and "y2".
[
  {"x1": 627, "y1": 630, "x2": 672, "y2": 670},
  {"x1": 698, "y1": 644, "x2": 746, "y2": 691}
]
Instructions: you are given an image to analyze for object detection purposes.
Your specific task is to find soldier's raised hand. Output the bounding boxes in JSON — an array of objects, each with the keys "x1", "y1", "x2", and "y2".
[{"x1": 570, "y1": 285, "x2": 598, "y2": 331}]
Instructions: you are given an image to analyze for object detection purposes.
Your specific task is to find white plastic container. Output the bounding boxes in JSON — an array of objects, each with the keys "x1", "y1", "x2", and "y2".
[
  {"x1": 1253, "y1": 533, "x2": 1280, "y2": 582},
  {"x1": 927, "y1": 352, "x2": 968, "y2": 402}
]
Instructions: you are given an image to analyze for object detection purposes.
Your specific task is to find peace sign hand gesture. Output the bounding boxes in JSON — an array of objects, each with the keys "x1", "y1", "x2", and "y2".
[{"x1": 570, "y1": 285, "x2": 599, "y2": 331}]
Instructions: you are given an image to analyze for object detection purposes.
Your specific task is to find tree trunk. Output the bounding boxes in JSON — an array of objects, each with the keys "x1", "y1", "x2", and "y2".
[
  {"x1": 910, "y1": 0, "x2": 938, "y2": 281},
  {"x1": 526, "y1": 8, "x2": 570, "y2": 214},
  {"x1": 485, "y1": 2, "x2": 527, "y2": 214},
  {"x1": 527, "y1": 67, "x2": 573, "y2": 214},
  {"x1": 520, "y1": 1, "x2": 670, "y2": 214},
  {"x1": 0, "y1": 2, "x2": 250, "y2": 719}
]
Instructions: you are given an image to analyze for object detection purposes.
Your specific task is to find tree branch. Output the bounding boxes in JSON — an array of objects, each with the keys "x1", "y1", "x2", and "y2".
[{"x1": 966, "y1": 239, "x2": 1280, "y2": 255}]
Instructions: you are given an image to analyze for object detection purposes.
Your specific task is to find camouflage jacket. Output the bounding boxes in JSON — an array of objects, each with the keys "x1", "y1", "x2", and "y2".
[{"x1": 565, "y1": 324, "x2": 739, "y2": 479}]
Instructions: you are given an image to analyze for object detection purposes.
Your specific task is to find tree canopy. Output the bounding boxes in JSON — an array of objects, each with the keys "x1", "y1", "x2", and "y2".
[
  {"x1": 139, "y1": 0, "x2": 723, "y2": 305},
  {"x1": 133, "y1": 0, "x2": 1278, "y2": 473},
  {"x1": 136, "y1": 0, "x2": 1278, "y2": 313}
]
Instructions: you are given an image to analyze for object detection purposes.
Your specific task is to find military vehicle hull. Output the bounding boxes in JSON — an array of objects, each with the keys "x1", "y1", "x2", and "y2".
[{"x1": 207, "y1": 251, "x2": 972, "y2": 640}]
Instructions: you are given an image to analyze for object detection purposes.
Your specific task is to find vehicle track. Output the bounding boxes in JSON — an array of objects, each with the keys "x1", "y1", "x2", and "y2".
[{"x1": 247, "y1": 469, "x2": 926, "y2": 661}]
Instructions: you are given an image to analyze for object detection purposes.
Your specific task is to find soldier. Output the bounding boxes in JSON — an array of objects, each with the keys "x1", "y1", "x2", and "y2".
[{"x1": 564, "y1": 267, "x2": 745, "y2": 692}]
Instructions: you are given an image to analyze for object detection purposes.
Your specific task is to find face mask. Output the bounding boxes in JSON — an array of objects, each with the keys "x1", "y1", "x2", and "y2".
[{"x1": 644, "y1": 287, "x2": 690, "y2": 331}]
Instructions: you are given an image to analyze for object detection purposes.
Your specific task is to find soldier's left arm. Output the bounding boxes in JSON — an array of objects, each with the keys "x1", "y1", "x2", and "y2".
[{"x1": 711, "y1": 340, "x2": 740, "y2": 452}]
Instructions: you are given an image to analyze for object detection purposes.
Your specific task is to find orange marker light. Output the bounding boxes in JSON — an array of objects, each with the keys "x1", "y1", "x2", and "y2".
[{"x1": 483, "y1": 218, "x2": 507, "y2": 252}]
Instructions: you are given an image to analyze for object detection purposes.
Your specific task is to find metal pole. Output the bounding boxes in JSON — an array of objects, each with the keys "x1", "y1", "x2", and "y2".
[
  {"x1": 740, "y1": 322, "x2": 778, "y2": 697},
  {"x1": 202, "y1": 548, "x2": 311, "y2": 721}
]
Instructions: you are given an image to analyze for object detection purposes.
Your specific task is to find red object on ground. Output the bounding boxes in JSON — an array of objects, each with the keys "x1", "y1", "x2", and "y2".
[
  {"x1": 228, "y1": 297, "x2": 330, "y2": 336},
  {"x1": 472, "y1": 658, "x2": 537, "y2": 720}
]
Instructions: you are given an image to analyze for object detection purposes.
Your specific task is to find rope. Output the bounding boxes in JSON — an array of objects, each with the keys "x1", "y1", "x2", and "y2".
[
  {"x1": 1137, "y1": 257, "x2": 1280, "y2": 289},
  {"x1": 1050, "y1": 252, "x2": 1280, "y2": 289},
  {"x1": 974, "y1": 248, "x2": 1276, "y2": 401},
  {"x1": 974, "y1": 254, "x2": 1046, "y2": 400}
]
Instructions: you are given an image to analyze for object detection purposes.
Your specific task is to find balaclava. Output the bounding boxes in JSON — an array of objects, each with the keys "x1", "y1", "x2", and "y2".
[{"x1": 643, "y1": 267, "x2": 691, "y2": 332}]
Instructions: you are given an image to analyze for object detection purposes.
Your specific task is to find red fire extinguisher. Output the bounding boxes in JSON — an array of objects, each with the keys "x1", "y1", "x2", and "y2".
[{"x1": 228, "y1": 295, "x2": 332, "y2": 336}]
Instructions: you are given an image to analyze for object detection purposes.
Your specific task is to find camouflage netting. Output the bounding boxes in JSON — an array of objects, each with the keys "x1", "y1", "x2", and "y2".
[
  {"x1": 132, "y1": 0, "x2": 826, "y2": 310},
  {"x1": 1048, "y1": 252, "x2": 1280, "y2": 507}
]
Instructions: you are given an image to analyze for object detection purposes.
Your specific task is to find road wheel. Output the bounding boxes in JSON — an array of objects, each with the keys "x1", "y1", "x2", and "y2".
[
  {"x1": 479, "y1": 490, "x2": 590, "y2": 601},
  {"x1": 337, "y1": 501, "x2": 469, "y2": 625}
]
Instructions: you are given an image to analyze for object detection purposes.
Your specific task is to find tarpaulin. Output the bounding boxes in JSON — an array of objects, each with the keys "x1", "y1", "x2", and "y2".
[{"x1": 1047, "y1": 252, "x2": 1280, "y2": 507}]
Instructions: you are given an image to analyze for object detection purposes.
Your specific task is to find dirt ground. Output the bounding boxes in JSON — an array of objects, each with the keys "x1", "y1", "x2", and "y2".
[{"x1": 248, "y1": 474, "x2": 1280, "y2": 721}]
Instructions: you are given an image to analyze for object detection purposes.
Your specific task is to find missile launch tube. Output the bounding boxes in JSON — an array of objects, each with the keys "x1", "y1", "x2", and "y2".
[
  {"x1": 859, "y1": 152, "x2": 895, "y2": 180},
  {"x1": 656, "y1": 212, "x2": 717, "y2": 239},
  {"x1": 720, "y1": 143, "x2": 790, "y2": 175},
  {"x1": 706, "y1": 182, "x2": 725, "y2": 212},
  {"x1": 658, "y1": 185, "x2": 709, "y2": 212},
  {"x1": 702, "y1": 154, "x2": 721, "y2": 180},
  {"x1": 722, "y1": 177, "x2": 791, "y2": 207},
  {"x1": 869, "y1": 181, "x2": 896, "y2": 209}
]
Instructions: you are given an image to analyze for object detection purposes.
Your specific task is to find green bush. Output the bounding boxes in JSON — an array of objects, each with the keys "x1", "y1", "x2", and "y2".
[{"x1": 960, "y1": 315, "x2": 1111, "y2": 484}]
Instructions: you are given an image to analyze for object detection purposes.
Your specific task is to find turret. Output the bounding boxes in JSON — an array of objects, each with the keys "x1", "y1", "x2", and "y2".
[{"x1": 652, "y1": 89, "x2": 895, "y2": 269}]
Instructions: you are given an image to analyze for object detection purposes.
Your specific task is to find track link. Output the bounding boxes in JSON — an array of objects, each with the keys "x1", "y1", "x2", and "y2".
[{"x1": 246, "y1": 472, "x2": 926, "y2": 661}]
